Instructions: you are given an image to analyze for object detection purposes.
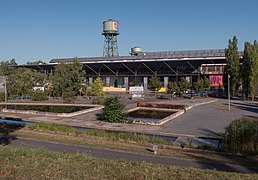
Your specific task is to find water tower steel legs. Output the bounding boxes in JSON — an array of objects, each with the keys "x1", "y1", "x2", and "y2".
[{"x1": 103, "y1": 34, "x2": 119, "y2": 57}]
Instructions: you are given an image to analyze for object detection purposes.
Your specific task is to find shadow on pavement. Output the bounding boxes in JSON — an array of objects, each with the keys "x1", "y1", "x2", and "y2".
[
  {"x1": 184, "y1": 151, "x2": 258, "y2": 173},
  {"x1": 231, "y1": 102, "x2": 258, "y2": 114},
  {"x1": 0, "y1": 123, "x2": 22, "y2": 145},
  {"x1": 197, "y1": 128, "x2": 224, "y2": 138}
]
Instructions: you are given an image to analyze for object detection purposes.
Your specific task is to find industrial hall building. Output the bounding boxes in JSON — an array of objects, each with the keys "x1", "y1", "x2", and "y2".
[
  {"x1": 12, "y1": 19, "x2": 243, "y2": 91},
  {"x1": 14, "y1": 48, "x2": 243, "y2": 91}
]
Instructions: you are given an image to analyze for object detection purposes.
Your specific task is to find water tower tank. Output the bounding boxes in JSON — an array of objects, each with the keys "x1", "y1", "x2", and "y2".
[
  {"x1": 103, "y1": 19, "x2": 119, "y2": 34},
  {"x1": 131, "y1": 47, "x2": 143, "y2": 55}
]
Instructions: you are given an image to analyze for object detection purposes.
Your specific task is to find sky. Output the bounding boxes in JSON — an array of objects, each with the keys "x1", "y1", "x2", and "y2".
[{"x1": 0, "y1": 0, "x2": 257, "y2": 64}]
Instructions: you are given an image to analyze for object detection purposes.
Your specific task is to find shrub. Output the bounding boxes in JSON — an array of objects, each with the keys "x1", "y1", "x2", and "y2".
[
  {"x1": 63, "y1": 90, "x2": 75, "y2": 103},
  {"x1": 223, "y1": 117, "x2": 258, "y2": 156},
  {"x1": 28, "y1": 122, "x2": 79, "y2": 135},
  {"x1": 87, "y1": 77, "x2": 104, "y2": 96},
  {"x1": 31, "y1": 92, "x2": 48, "y2": 101},
  {"x1": 148, "y1": 76, "x2": 161, "y2": 93},
  {"x1": 0, "y1": 93, "x2": 5, "y2": 101},
  {"x1": 92, "y1": 98, "x2": 105, "y2": 105},
  {"x1": 100, "y1": 96, "x2": 127, "y2": 123}
]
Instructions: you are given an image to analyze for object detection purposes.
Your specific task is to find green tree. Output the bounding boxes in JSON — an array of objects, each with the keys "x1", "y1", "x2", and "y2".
[
  {"x1": 87, "y1": 77, "x2": 104, "y2": 96},
  {"x1": 194, "y1": 77, "x2": 210, "y2": 96},
  {"x1": 167, "y1": 81, "x2": 180, "y2": 96},
  {"x1": 224, "y1": 36, "x2": 240, "y2": 96},
  {"x1": 202, "y1": 77, "x2": 211, "y2": 91},
  {"x1": 26, "y1": 60, "x2": 46, "y2": 65},
  {"x1": 7, "y1": 68, "x2": 46, "y2": 96},
  {"x1": 50, "y1": 59, "x2": 86, "y2": 98},
  {"x1": 0, "y1": 59, "x2": 17, "y2": 75},
  {"x1": 100, "y1": 96, "x2": 127, "y2": 123},
  {"x1": 194, "y1": 80, "x2": 203, "y2": 93},
  {"x1": 242, "y1": 42, "x2": 253, "y2": 99},
  {"x1": 242, "y1": 41, "x2": 258, "y2": 100},
  {"x1": 252, "y1": 41, "x2": 258, "y2": 99},
  {"x1": 178, "y1": 77, "x2": 189, "y2": 94},
  {"x1": 148, "y1": 76, "x2": 161, "y2": 93}
]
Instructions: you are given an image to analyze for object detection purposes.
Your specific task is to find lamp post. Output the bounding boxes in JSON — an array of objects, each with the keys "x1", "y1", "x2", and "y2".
[
  {"x1": 228, "y1": 74, "x2": 230, "y2": 111},
  {"x1": 4, "y1": 76, "x2": 7, "y2": 103}
]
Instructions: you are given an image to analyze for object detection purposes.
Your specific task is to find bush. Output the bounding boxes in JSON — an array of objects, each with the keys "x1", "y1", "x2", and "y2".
[
  {"x1": 31, "y1": 92, "x2": 48, "y2": 101},
  {"x1": 223, "y1": 117, "x2": 258, "y2": 156},
  {"x1": 63, "y1": 90, "x2": 75, "y2": 103},
  {"x1": 0, "y1": 93, "x2": 5, "y2": 101},
  {"x1": 92, "y1": 98, "x2": 105, "y2": 105},
  {"x1": 87, "y1": 77, "x2": 104, "y2": 96},
  {"x1": 100, "y1": 96, "x2": 127, "y2": 123}
]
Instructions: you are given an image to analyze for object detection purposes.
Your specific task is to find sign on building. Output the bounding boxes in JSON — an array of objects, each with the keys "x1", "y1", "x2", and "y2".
[
  {"x1": 0, "y1": 76, "x2": 6, "y2": 93},
  {"x1": 209, "y1": 75, "x2": 223, "y2": 87},
  {"x1": 129, "y1": 86, "x2": 144, "y2": 99}
]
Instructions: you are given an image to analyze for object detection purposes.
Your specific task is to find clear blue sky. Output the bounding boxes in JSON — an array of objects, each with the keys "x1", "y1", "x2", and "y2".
[{"x1": 0, "y1": 0, "x2": 257, "y2": 64}]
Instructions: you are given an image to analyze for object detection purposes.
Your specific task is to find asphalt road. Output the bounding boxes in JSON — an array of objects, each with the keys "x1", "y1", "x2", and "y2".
[
  {"x1": 160, "y1": 99, "x2": 258, "y2": 137},
  {"x1": 7, "y1": 138, "x2": 258, "y2": 174}
]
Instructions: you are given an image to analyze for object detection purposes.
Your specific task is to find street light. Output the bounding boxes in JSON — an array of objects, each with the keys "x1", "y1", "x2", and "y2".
[
  {"x1": 4, "y1": 76, "x2": 7, "y2": 103},
  {"x1": 228, "y1": 74, "x2": 230, "y2": 111}
]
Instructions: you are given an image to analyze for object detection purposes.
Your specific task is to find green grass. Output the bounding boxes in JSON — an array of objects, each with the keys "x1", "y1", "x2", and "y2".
[
  {"x1": 8, "y1": 126, "x2": 258, "y2": 169},
  {"x1": 27, "y1": 122, "x2": 169, "y2": 144},
  {"x1": 0, "y1": 146, "x2": 257, "y2": 180}
]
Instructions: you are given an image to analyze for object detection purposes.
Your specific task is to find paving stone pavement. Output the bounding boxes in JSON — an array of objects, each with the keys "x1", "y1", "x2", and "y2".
[{"x1": 1, "y1": 98, "x2": 257, "y2": 140}]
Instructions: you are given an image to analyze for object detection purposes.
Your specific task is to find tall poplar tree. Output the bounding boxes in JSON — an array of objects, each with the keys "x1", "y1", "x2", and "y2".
[
  {"x1": 224, "y1": 36, "x2": 240, "y2": 96},
  {"x1": 242, "y1": 42, "x2": 252, "y2": 99},
  {"x1": 250, "y1": 41, "x2": 258, "y2": 100},
  {"x1": 241, "y1": 40, "x2": 258, "y2": 100}
]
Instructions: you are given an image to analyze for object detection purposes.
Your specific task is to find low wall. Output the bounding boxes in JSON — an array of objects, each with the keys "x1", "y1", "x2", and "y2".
[
  {"x1": 127, "y1": 107, "x2": 184, "y2": 126},
  {"x1": 1, "y1": 105, "x2": 103, "y2": 118},
  {"x1": 137, "y1": 102, "x2": 186, "y2": 110}
]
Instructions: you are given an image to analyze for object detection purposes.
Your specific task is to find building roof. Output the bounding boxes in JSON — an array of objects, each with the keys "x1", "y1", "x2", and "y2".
[{"x1": 49, "y1": 49, "x2": 243, "y2": 64}]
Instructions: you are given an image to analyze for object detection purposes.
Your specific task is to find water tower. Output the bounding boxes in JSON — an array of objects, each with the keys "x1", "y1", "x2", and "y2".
[{"x1": 102, "y1": 19, "x2": 119, "y2": 57}]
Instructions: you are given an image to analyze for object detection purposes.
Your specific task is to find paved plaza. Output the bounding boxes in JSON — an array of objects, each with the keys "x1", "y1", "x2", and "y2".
[
  {"x1": 1, "y1": 98, "x2": 257, "y2": 138},
  {"x1": 159, "y1": 99, "x2": 258, "y2": 137}
]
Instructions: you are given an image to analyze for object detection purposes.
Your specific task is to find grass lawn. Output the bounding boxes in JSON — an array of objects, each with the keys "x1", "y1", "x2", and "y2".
[
  {"x1": 1, "y1": 122, "x2": 258, "y2": 179},
  {"x1": 1, "y1": 146, "x2": 258, "y2": 180},
  {"x1": 1, "y1": 122, "x2": 258, "y2": 169}
]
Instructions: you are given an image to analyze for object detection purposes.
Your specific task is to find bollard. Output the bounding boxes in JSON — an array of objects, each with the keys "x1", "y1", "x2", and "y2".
[{"x1": 152, "y1": 144, "x2": 158, "y2": 154}]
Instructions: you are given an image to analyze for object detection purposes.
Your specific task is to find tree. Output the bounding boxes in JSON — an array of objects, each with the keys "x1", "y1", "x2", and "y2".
[
  {"x1": 50, "y1": 59, "x2": 86, "y2": 98},
  {"x1": 194, "y1": 77, "x2": 211, "y2": 96},
  {"x1": 148, "y1": 76, "x2": 161, "y2": 93},
  {"x1": 202, "y1": 77, "x2": 211, "y2": 91},
  {"x1": 178, "y1": 77, "x2": 190, "y2": 94},
  {"x1": 167, "y1": 81, "x2": 180, "y2": 96},
  {"x1": 242, "y1": 42, "x2": 253, "y2": 99},
  {"x1": 0, "y1": 59, "x2": 17, "y2": 76},
  {"x1": 253, "y1": 40, "x2": 258, "y2": 99},
  {"x1": 194, "y1": 80, "x2": 203, "y2": 93},
  {"x1": 87, "y1": 77, "x2": 104, "y2": 96},
  {"x1": 242, "y1": 41, "x2": 258, "y2": 100},
  {"x1": 100, "y1": 96, "x2": 127, "y2": 123},
  {"x1": 26, "y1": 60, "x2": 46, "y2": 65},
  {"x1": 224, "y1": 36, "x2": 240, "y2": 96},
  {"x1": 7, "y1": 68, "x2": 46, "y2": 96}
]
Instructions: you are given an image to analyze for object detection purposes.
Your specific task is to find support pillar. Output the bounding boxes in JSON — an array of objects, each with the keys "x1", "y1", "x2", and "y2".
[
  {"x1": 105, "y1": 77, "x2": 110, "y2": 87},
  {"x1": 89, "y1": 77, "x2": 93, "y2": 86},
  {"x1": 124, "y1": 77, "x2": 129, "y2": 90},
  {"x1": 164, "y1": 76, "x2": 168, "y2": 89},
  {"x1": 144, "y1": 77, "x2": 148, "y2": 91}
]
